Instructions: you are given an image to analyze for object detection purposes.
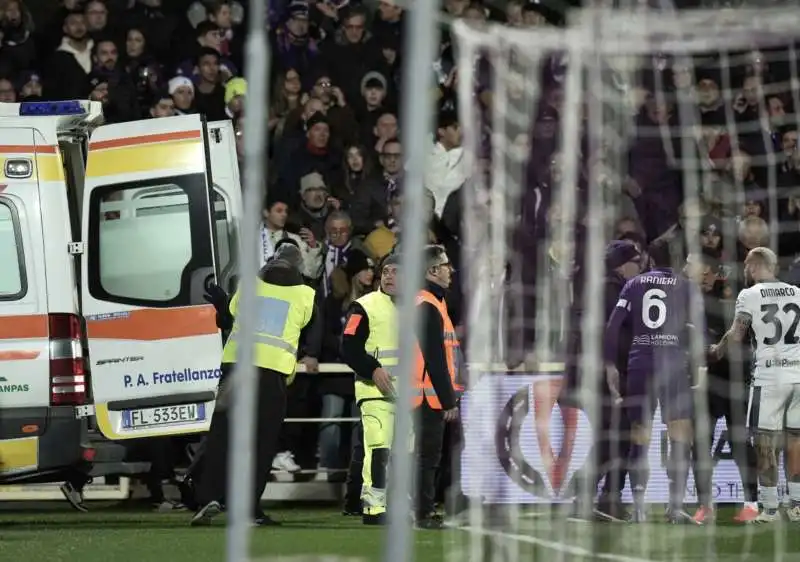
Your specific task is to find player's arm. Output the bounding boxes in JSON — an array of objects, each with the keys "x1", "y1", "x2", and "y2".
[
  {"x1": 711, "y1": 290, "x2": 752, "y2": 360},
  {"x1": 604, "y1": 282, "x2": 633, "y2": 401},
  {"x1": 340, "y1": 303, "x2": 381, "y2": 382}
]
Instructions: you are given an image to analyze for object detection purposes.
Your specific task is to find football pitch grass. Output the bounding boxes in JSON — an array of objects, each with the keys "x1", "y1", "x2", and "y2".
[{"x1": 1, "y1": 504, "x2": 799, "y2": 561}]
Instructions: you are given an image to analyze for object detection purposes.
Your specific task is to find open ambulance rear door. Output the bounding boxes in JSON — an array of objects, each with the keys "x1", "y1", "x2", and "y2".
[{"x1": 80, "y1": 115, "x2": 224, "y2": 440}]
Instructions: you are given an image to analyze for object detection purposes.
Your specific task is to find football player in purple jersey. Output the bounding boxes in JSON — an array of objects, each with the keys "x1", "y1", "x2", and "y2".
[{"x1": 604, "y1": 241, "x2": 705, "y2": 523}]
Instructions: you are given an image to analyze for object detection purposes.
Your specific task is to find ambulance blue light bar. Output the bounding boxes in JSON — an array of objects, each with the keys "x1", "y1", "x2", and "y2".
[{"x1": 19, "y1": 101, "x2": 86, "y2": 116}]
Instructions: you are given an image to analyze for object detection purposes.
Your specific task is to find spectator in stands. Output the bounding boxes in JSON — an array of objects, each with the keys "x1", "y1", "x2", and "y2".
[
  {"x1": 357, "y1": 72, "x2": 391, "y2": 144},
  {"x1": 272, "y1": 0, "x2": 320, "y2": 85},
  {"x1": 0, "y1": 78, "x2": 15, "y2": 102},
  {"x1": 364, "y1": 188, "x2": 442, "y2": 262},
  {"x1": 17, "y1": 71, "x2": 42, "y2": 100},
  {"x1": 322, "y1": 6, "x2": 383, "y2": 106},
  {"x1": 176, "y1": 22, "x2": 238, "y2": 85},
  {"x1": 149, "y1": 92, "x2": 174, "y2": 117},
  {"x1": 373, "y1": 0, "x2": 404, "y2": 45},
  {"x1": 269, "y1": 67, "x2": 304, "y2": 138},
  {"x1": 261, "y1": 195, "x2": 323, "y2": 280},
  {"x1": 320, "y1": 210, "x2": 365, "y2": 294},
  {"x1": 316, "y1": 249, "x2": 375, "y2": 476},
  {"x1": 628, "y1": 87, "x2": 683, "y2": 242},
  {"x1": 193, "y1": 47, "x2": 227, "y2": 120},
  {"x1": 45, "y1": 10, "x2": 93, "y2": 100},
  {"x1": 206, "y1": 0, "x2": 243, "y2": 70},
  {"x1": 336, "y1": 144, "x2": 373, "y2": 211},
  {"x1": 778, "y1": 146, "x2": 800, "y2": 258},
  {"x1": 1, "y1": 0, "x2": 37, "y2": 75},
  {"x1": 122, "y1": 27, "x2": 151, "y2": 76},
  {"x1": 224, "y1": 76, "x2": 246, "y2": 118},
  {"x1": 287, "y1": 171, "x2": 333, "y2": 243},
  {"x1": 308, "y1": 70, "x2": 358, "y2": 147},
  {"x1": 424, "y1": 110, "x2": 466, "y2": 217},
  {"x1": 696, "y1": 67, "x2": 723, "y2": 116},
  {"x1": 350, "y1": 137, "x2": 402, "y2": 234},
  {"x1": 279, "y1": 114, "x2": 343, "y2": 206},
  {"x1": 371, "y1": 111, "x2": 399, "y2": 158},
  {"x1": 84, "y1": 0, "x2": 110, "y2": 38},
  {"x1": 127, "y1": 0, "x2": 177, "y2": 61},
  {"x1": 170, "y1": 76, "x2": 196, "y2": 115}
]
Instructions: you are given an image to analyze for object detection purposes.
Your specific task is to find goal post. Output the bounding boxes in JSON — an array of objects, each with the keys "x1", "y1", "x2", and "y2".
[{"x1": 452, "y1": 4, "x2": 800, "y2": 560}]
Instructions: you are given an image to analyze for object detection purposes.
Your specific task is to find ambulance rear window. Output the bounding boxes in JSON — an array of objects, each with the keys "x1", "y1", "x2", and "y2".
[
  {"x1": 86, "y1": 173, "x2": 216, "y2": 308},
  {"x1": 0, "y1": 200, "x2": 27, "y2": 300}
]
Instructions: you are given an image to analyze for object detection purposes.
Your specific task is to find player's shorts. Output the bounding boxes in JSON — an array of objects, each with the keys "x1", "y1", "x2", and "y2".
[
  {"x1": 625, "y1": 371, "x2": 693, "y2": 425},
  {"x1": 747, "y1": 384, "x2": 800, "y2": 431}
]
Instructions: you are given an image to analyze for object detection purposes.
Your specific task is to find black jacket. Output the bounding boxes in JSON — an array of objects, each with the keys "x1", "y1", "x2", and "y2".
[{"x1": 703, "y1": 288, "x2": 752, "y2": 399}]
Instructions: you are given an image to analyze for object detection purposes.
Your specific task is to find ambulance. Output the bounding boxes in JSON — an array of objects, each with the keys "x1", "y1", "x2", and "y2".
[{"x1": 0, "y1": 100, "x2": 242, "y2": 483}]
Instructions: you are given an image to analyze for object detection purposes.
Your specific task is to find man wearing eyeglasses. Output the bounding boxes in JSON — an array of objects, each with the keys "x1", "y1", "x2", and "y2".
[{"x1": 411, "y1": 245, "x2": 462, "y2": 530}]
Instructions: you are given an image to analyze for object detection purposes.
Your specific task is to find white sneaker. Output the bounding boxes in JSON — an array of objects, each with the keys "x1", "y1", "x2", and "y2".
[
  {"x1": 755, "y1": 509, "x2": 782, "y2": 524},
  {"x1": 272, "y1": 451, "x2": 301, "y2": 472},
  {"x1": 786, "y1": 506, "x2": 800, "y2": 522}
]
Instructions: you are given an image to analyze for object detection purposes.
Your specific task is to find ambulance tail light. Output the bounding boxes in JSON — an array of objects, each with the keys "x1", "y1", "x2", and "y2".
[{"x1": 49, "y1": 313, "x2": 87, "y2": 406}]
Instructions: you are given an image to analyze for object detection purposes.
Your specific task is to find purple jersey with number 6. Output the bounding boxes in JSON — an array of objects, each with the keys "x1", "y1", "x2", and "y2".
[{"x1": 604, "y1": 268, "x2": 701, "y2": 379}]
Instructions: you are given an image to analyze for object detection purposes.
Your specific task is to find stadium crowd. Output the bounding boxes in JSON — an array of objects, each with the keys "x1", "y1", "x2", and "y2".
[
  {"x1": 8, "y1": 0, "x2": 800, "y2": 523},
  {"x1": 3, "y1": 0, "x2": 563, "y2": 508}
]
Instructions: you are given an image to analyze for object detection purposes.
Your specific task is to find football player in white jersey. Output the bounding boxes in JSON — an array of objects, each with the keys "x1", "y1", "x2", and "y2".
[{"x1": 711, "y1": 247, "x2": 800, "y2": 523}]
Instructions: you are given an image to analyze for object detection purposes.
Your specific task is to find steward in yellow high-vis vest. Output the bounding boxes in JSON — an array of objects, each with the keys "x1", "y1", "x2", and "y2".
[
  {"x1": 341, "y1": 253, "x2": 400, "y2": 526},
  {"x1": 191, "y1": 240, "x2": 321, "y2": 527}
]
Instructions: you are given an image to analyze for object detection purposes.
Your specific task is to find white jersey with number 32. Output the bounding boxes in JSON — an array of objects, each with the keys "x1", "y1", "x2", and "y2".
[{"x1": 736, "y1": 281, "x2": 800, "y2": 386}]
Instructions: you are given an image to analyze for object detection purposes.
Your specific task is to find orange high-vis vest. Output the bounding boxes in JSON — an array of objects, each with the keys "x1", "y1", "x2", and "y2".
[{"x1": 413, "y1": 289, "x2": 464, "y2": 409}]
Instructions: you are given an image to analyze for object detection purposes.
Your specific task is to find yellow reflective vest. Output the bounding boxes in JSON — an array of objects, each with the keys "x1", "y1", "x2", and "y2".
[
  {"x1": 221, "y1": 279, "x2": 316, "y2": 376},
  {"x1": 354, "y1": 290, "x2": 398, "y2": 403}
]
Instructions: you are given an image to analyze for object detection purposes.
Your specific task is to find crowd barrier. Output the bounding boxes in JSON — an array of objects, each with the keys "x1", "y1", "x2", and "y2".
[
  {"x1": 13, "y1": 362, "x2": 774, "y2": 505},
  {"x1": 463, "y1": 371, "x2": 789, "y2": 504}
]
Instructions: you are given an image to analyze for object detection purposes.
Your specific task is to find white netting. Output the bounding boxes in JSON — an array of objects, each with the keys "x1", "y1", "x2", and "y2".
[{"x1": 453, "y1": 6, "x2": 800, "y2": 561}]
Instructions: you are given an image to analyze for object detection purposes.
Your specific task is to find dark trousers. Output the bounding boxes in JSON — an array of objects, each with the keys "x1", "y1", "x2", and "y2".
[
  {"x1": 194, "y1": 363, "x2": 288, "y2": 514},
  {"x1": 414, "y1": 401, "x2": 446, "y2": 518},
  {"x1": 572, "y1": 395, "x2": 631, "y2": 505},
  {"x1": 344, "y1": 421, "x2": 364, "y2": 511},
  {"x1": 278, "y1": 375, "x2": 317, "y2": 469},
  {"x1": 693, "y1": 391, "x2": 758, "y2": 504},
  {"x1": 594, "y1": 398, "x2": 631, "y2": 504}
]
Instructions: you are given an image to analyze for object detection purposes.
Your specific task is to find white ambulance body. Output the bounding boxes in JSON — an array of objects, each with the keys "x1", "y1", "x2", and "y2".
[{"x1": 0, "y1": 101, "x2": 242, "y2": 481}]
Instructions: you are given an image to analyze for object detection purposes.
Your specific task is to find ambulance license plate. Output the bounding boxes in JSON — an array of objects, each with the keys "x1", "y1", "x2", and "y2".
[{"x1": 122, "y1": 404, "x2": 206, "y2": 429}]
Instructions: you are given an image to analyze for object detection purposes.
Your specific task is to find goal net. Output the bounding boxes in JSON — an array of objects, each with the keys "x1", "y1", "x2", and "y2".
[{"x1": 452, "y1": 5, "x2": 800, "y2": 561}]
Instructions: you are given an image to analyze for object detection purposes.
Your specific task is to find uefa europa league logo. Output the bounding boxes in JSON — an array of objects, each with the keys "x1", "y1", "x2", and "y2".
[{"x1": 495, "y1": 379, "x2": 588, "y2": 499}]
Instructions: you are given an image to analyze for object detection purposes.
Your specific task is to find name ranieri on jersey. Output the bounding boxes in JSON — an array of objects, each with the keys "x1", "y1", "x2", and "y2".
[{"x1": 123, "y1": 368, "x2": 222, "y2": 388}]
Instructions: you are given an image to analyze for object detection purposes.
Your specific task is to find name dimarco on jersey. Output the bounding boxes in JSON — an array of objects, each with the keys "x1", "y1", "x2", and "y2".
[{"x1": 761, "y1": 287, "x2": 797, "y2": 298}]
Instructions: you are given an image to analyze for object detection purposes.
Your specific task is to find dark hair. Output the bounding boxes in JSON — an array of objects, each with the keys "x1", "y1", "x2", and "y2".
[
  {"x1": 207, "y1": 0, "x2": 230, "y2": 15},
  {"x1": 263, "y1": 194, "x2": 289, "y2": 211},
  {"x1": 196, "y1": 21, "x2": 221, "y2": 37},
  {"x1": 647, "y1": 240, "x2": 674, "y2": 268},
  {"x1": 342, "y1": 5, "x2": 368, "y2": 22},
  {"x1": 699, "y1": 247, "x2": 721, "y2": 268},
  {"x1": 274, "y1": 237, "x2": 300, "y2": 252},
  {"x1": 779, "y1": 123, "x2": 798, "y2": 140},
  {"x1": 91, "y1": 36, "x2": 117, "y2": 56},
  {"x1": 196, "y1": 46, "x2": 221, "y2": 65}
]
